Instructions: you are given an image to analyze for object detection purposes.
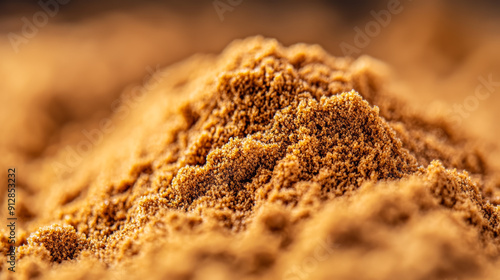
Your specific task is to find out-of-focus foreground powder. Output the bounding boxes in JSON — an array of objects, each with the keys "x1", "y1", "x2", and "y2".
[{"x1": 2, "y1": 37, "x2": 500, "y2": 280}]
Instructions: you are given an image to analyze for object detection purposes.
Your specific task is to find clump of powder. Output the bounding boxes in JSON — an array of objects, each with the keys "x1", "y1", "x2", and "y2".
[{"x1": 21, "y1": 225, "x2": 87, "y2": 263}]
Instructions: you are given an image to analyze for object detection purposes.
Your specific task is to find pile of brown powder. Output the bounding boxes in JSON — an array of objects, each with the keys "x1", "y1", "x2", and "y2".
[{"x1": 2, "y1": 37, "x2": 500, "y2": 280}]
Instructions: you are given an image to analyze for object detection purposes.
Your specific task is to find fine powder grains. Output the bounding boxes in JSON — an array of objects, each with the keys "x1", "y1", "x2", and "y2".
[{"x1": 2, "y1": 37, "x2": 500, "y2": 280}]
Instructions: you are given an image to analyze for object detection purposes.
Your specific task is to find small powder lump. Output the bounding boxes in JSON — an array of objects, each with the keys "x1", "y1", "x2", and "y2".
[{"x1": 2, "y1": 37, "x2": 500, "y2": 280}]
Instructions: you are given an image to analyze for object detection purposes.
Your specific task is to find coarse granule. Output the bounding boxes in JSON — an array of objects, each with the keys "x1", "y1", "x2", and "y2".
[{"x1": 1, "y1": 36, "x2": 500, "y2": 280}]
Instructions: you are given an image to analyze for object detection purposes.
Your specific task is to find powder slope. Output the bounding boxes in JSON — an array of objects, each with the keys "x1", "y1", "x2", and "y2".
[
  {"x1": 169, "y1": 90, "x2": 417, "y2": 213},
  {"x1": 2, "y1": 37, "x2": 500, "y2": 280}
]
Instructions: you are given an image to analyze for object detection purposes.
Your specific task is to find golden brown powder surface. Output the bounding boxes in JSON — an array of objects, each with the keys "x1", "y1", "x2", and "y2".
[{"x1": 2, "y1": 37, "x2": 500, "y2": 280}]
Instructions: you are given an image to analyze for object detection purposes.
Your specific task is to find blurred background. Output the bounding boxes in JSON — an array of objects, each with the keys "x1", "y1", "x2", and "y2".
[{"x1": 0, "y1": 0, "x2": 499, "y2": 171}]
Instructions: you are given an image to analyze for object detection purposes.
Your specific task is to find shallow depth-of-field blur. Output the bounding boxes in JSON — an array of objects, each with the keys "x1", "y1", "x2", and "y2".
[{"x1": 1, "y1": 0, "x2": 499, "y2": 198}]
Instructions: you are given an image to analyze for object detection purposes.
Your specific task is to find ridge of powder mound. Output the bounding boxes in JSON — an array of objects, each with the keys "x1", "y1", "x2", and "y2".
[
  {"x1": 3, "y1": 37, "x2": 500, "y2": 279},
  {"x1": 167, "y1": 91, "x2": 416, "y2": 215}
]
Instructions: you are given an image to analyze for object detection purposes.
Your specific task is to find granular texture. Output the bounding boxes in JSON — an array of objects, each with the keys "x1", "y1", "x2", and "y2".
[
  {"x1": 2, "y1": 37, "x2": 500, "y2": 280},
  {"x1": 25, "y1": 225, "x2": 87, "y2": 263}
]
